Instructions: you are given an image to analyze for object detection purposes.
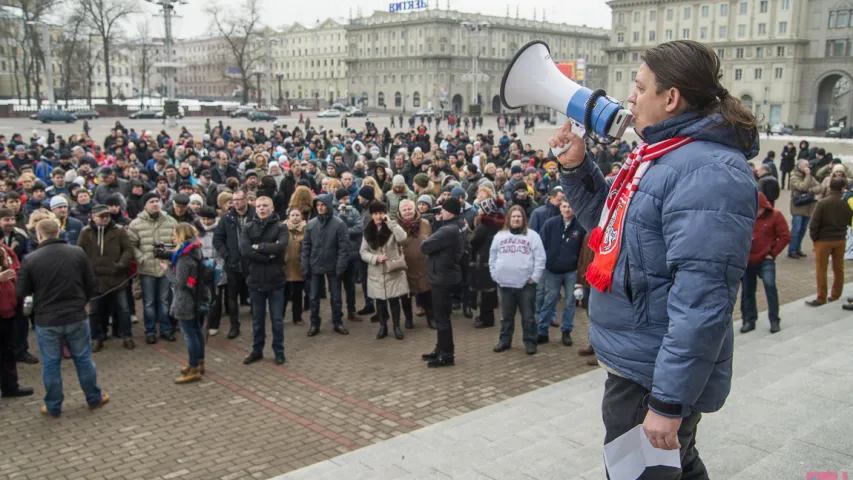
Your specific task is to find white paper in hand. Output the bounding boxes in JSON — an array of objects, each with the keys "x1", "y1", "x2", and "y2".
[
  {"x1": 603, "y1": 425, "x2": 681, "y2": 480},
  {"x1": 550, "y1": 120, "x2": 586, "y2": 159}
]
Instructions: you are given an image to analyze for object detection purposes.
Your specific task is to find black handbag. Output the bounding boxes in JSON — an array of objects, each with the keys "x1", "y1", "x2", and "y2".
[{"x1": 792, "y1": 193, "x2": 816, "y2": 207}]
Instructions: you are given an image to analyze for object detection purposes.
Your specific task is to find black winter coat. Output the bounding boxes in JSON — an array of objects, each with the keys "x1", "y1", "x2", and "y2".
[
  {"x1": 469, "y1": 214, "x2": 504, "y2": 291},
  {"x1": 211, "y1": 165, "x2": 240, "y2": 185},
  {"x1": 212, "y1": 205, "x2": 256, "y2": 273},
  {"x1": 420, "y1": 216, "x2": 465, "y2": 286},
  {"x1": 16, "y1": 238, "x2": 94, "y2": 328},
  {"x1": 239, "y1": 213, "x2": 288, "y2": 291},
  {"x1": 301, "y1": 196, "x2": 349, "y2": 276}
]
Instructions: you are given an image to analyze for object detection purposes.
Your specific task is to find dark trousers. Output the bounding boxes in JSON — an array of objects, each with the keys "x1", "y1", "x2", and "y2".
[
  {"x1": 225, "y1": 268, "x2": 248, "y2": 327},
  {"x1": 341, "y1": 258, "x2": 358, "y2": 314},
  {"x1": 376, "y1": 296, "x2": 402, "y2": 322},
  {"x1": 360, "y1": 260, "x2": 373, "y2": 308},
  {"x1": 207, "y1": 286, "x2": 226, "y2": 330},
  {"x1": 250, "y1": 288, "x2": 285, "y2": 356},
  {"x1": 431, "y1": 284, "x2": 454, "y2": 356},
  {"x1": 780, "y1": 169, "x2": 791, "y2": 189},
  {"x1": 479, "y1": 290, "x2": 498, "y2": 325},
  {"x1": 90, "y1": 290, "x2": 132, "y2": 340},
  {"x1": 499, "y1": 283, "x2": 537, "y2": 347},
  {"x1": 0, "y1": 317, "x2": 20, "y2": 394},
  {"x1": 284, "y1": 281, "x2": 304, "y2": 322},
  {"x1": 603, "y1": 374, "x2": 708, "y2": 480},
  {"x1": 310, "y1": 273, "x2": 342, "y2": 327},
  {"x1": 12, "y1": 303, "x2": 30, "y2": 359},
  {"x1": 740, "y1": 259, "x2": 779, "y2": 324}
]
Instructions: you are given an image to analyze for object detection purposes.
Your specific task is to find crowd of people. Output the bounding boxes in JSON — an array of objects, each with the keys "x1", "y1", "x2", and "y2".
[{"x1": 0, "y1": 112, "x2": 601, "y2": 405}]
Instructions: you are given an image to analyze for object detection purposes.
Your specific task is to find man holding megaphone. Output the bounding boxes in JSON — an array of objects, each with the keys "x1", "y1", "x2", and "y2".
[{"x1": 549, "y1": 41, "x2": 758, "y2": 478}]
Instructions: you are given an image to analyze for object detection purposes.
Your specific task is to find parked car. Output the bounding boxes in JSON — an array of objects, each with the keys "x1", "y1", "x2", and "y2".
[
  {"x1": 229, "y1": 107, "x2": 256, "y2": 118},
  {"x1": 769, "y1": 123, "x2": 793, "y2": 135},
  {"x1": 317, "y1": 109, "x2": 341, "y2": 118},
  {"x1": 330, "y1": 103, "x2": 348, "y2": 111},
  {"x1": 155, "y1": 109, "x2": 183, "y2": 119},
  {"x1": 129, "y1": 109, "x2": 183, "y2": 119},
  {"x1": 826, "y1": 126, "x2": 853, "y2": 138},
  {"x1": 414, "y1": 107, "x2": 436, "y2": 116},
  {"x1": 37, "y1": 109, "x2": 77, "y2": 123},
  {"x1": 345, "y1": 107, "x2": 367, "y2": 117},
  {"x1": 74, "y1": 110, "x2": 100, "y2": 120},
  {"x1": 249, "y1": 111, "x2": 277, "y2": 122}
]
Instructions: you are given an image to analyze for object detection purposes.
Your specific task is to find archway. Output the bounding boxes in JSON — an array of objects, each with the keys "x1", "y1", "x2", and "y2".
[
  {"x1": 452, "y1": 94, "x2": 463, "y2": 114},
  {"x1": 377, "y1": 92, "x2": 385, "y2": 107},
  {"x1": 395, "y1": 91, "x2": 401, "y2": 107},
  {"x1": 815, "y1": 73, "x2": 852, "y2": 130},
  {"x1": 360, "y1": 91, "x2": 369, "y2": 107},
  {"x1": 740, "y1": 94, "x2": 753, "y2": 114},
  {"x1": 491, "y1": 95, "x2": 501, "y2": 114}
]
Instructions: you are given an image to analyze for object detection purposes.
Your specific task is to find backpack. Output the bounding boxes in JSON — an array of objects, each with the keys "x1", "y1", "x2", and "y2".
[{"x1": 189, "y1": 256, "x2": 221, "y2": 314}]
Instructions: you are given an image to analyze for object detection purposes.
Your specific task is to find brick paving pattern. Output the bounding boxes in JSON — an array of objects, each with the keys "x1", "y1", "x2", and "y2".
[{"x1": 0, "y1": 117, "x2": 837, "y2": 479}]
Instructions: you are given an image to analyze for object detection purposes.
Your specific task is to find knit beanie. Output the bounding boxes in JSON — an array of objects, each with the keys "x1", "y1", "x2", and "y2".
[{"x1": 413, "y1": 173, "x2": 429, "y2": 188}]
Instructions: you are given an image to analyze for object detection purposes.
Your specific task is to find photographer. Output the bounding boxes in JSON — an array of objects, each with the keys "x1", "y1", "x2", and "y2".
[
  {"x1": 161, "y1": 223, "x2": 206, "y2": 384},
  {"x1": 127, "y1": 193, "x2": 178, "y2": 345},
  {"x1": 334, "y1": 188, "x2": 364, "y2": 321}
]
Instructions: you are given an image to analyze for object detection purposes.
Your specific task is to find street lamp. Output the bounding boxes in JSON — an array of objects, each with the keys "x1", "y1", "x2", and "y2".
[
  {"x1": 276, "y1": 73, "x2": 284, "y2": 102},
  {"x1": 461, "y1": 21, "x2": 490, "y2": 112},
  {"x1": 254, "y1": 71, "x2": 262, "y2": 106},
  {"x1": 329, "y1": 84, "x2": 334, "y2": 106}
]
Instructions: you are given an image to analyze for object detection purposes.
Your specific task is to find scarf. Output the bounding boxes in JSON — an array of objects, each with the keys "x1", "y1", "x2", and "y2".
[
  {"x1": 586, "y1": 137, "x2": 695, "y2": 292},
  {"x1": 399, "y1": 214, "x2": 422, "y2": 237},
  {"x1": 170, "y1": 238, "x2": 201, "y2": 269}
]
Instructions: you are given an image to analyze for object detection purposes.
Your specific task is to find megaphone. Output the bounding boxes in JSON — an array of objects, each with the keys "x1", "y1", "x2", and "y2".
[{"x1": 500, "y1": 41, "x2": 633, "y2": 144}]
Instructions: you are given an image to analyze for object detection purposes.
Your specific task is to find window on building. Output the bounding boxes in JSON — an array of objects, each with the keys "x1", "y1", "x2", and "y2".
[
  {"x1": 720, "y1": 3, "x2": 728, "y2": 16},
  {"x1": 649, "y1": 10, "x2": 657, "y2": 21},
  {"x1": 719, "y1": 26, "x2": 727, "y2": 38},
  {"x1": 735, "y1": 68, "x2": 742, "y2": 80},
  {"x1": 825, "y1": 39, "x2": 852, "y2": 57},
  {"x1": 632, "y1": 52, "x2": 639, "y2": 61},
  {"x1": 758, "y1": 23, "x2": 766, "y2": 35},
  {"x1": 701, "y1": 27, "x2": 708, "y2": 39},
  {"x1": 633, "y1": 31, "x2": 639, "y2": 42},
  {"x1": 702, "y1": 5, "x2": 709, "y2": 17},
  {"x1": 756, "y1": 46, "x2": 764, "y2": 57},
  {"x1": 775, "y1": 67, "x2": 783, "y2": 78},
  {"x1": 781, "y1": 0, "x2": 790, "y2": 9},
  {"x1": 413, "y1": 91, "x2": 420, "y2": 107},
  {"x1": 777, "y1": 45, "x2": 786, "y2": 56},
  {"x1": 755, "y1": 68, "x2": 762, "y2": 79},
  {"x1": 618, "y1": 12, "x2": 625, "y2": 24},
  {"x1": 649, "y1": 30, "x2": 656, "y2": 41},
  {"x1": 616, "y1": 71, "x2": 622, "y2": 82},
  {"x1": 616, "y1": 52, "x2": 623, "y2": 62},
  {"x1": 617, "y1": 32, "x2": 624, "y2": 42},
  {"x1": 778, "y1": 21, "x2": 787, "y2": 33},
  {"x1": 665, "y1": 29, "x2": 673, "y2": 40},
  {"x1": 739, "y1": 1, "x2": 747, "y2": 14},
  {"x1": 682, "y1": 28, "x2": 689, "y2": 39},
  {"x1": 684, "y1": 7, "x2": 691, "y2": 19},
  {"x1": 634, "y1": 11, "x2": 641, "y2": 22},
  {"x1": 717, "y1": 48, "x2": 725, "y2": 58},
  {"x1": 666, "y1": 8, "x2": 673, "y2": 20},
  {"x1": 738, "y1": 24, "x2": 746, "y2": 37},
  {"x1": 631, "y1": 71, "x2": 637, "y2": 81},
  {"x1": 760, "y1": 0, "x2": 768, "y2": 13}
]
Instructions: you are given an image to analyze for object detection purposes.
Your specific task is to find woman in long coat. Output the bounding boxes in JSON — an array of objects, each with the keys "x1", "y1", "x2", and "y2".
[
  {"x1": 470, "y1": 197, "x2": 505, "y2": 328},
  {"x1": 360, "y1": 201, "x2": 409, "y2": 340},
  {"x1": 396, "y1": 199, "x2": 434, "y2": 329}
]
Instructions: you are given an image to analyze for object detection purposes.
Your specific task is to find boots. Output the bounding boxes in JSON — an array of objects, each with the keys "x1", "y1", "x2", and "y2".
[
  {"x1": 392, "y1": 313, "x2": 404, "y2": 340},
  {"x1": 175, "y1": 367, "x2": 202, "y2": 384},
  {"x1": 401, "y1": 296, "x2": 414, "y2": 329},
  {"x1": 376, "y1": 310, "x2": 388, "y2": 339},
  {"x1": 181, "y1": 360, "x2": 205, "y2": 375}
]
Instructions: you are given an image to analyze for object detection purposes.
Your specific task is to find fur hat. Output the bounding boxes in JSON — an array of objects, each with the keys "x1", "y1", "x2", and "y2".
[{"x1": 368, "y1": 201, "x2": 388, "y2": 214}]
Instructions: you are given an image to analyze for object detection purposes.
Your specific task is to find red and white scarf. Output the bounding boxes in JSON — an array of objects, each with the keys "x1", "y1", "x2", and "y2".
[{"x1": 586, "y1": 137, "x2": 695, "y2": 292}]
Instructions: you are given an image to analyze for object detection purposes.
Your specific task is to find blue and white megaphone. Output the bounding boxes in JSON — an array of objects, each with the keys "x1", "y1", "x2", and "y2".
[{"x1": 500, "y1": 40, "x2": 633, "y2": 151}]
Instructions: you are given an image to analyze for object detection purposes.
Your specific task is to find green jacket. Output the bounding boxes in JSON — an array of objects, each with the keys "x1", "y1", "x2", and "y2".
[{"x1": 127, "y1": 211, "x2": 178, "y2": 277}]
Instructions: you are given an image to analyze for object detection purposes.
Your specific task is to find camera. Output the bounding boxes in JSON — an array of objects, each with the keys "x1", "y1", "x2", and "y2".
[{"x1": 153, "y1": 242, "x2": 176, "y2": 260}]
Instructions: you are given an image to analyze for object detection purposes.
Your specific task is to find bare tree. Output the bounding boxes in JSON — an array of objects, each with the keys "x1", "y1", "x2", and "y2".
[
  {"x1": 80, "y1": 0, "x2": 138, "y2": 105},
  {"x1": 207, "y1": 0, "x2": 261, "y2": 105},
  {"x1": 133, "y1": 19, "x2": 156, "y2": 107},
  {"x1": 55, "y1": 9, "x2": 89, "y2": 105},
  {"x1": 14, "y1": 0, "x2": 61, "y2": 106}
]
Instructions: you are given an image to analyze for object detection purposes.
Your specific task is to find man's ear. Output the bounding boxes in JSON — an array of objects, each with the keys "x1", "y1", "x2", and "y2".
[{"x1": 665, "y1": 88, "x2": 687, "y2": 114}]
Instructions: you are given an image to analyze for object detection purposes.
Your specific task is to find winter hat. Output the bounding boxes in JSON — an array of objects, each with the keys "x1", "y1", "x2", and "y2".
[
  {"x1": 31, "y1": 181, "x2": 46, "y2": 192},
  {"x1": 199, "y1": 206, "x2": 217, "y2": 219},
  {"x1": 359, "y1": 185, "x2": 375, "y2": 202},
  {"x1": 413, "y1": 173, "x2": 430, "y2": 188},
  {"x1": 392, "y1": 174, "x2": 406, "y2": 187},
  {"x1": 417, "y1": 195, "x2": 433, "y2": 208},
  {"x1": 335, "y1": 188, "x2": 349, "y2": 201},
  {"x1": 450, "y1": 186, "x2": 466, "y2": 199},
  {"x1": 832, "y1": 164, "x2": 846, "y2": 174},
  {"x1": 244, "y1": 169, "x2": 258, "y2": 178},
  {"x1": 544, "y1": 161, "x2": 557, "y2": 170},
  {"x1": 441, "y1": 181, "x2": 460, "y2": 194},
  {"x1": 189, "y1": 194, "x2": 204, "y2": 205},
  {"x1": 441, "y1": 197, "x2": 462, "y2": 216},
  {"x1": 479, "y1": 197, "x2": 504, "y2": 216},
  {"x1": 173, "y1": 194, "x2": 190, "y2": 205},
  {"x1": 105, "y1": 194, "x2": 123, "y2": 207},
  {"x1": 141, "y1": 192, "x2": 159, "y2": 206},
  {"x1": 525, "y1": 167, "x2": 538, "y2": 177},
  {"x1": 514, "y1": 181, "x2": 529, "y2": 193},
  {"x1": 49, "y1": 195, "x2": 68, "y2": 209},
  {"x1": 510, "y1": 165, "x2": 523, "y2": 175},
  {"x1": 368, "y1": 201, "x2": 388, "y2": 214},
  {"x1": 91, "y1": 204, "x2": 110, "y2": 216}
]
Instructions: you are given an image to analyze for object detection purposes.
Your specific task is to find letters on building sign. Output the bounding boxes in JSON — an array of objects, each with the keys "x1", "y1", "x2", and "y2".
[{"x1": 388, "y1": 0, "x2": 428, "y2": 13}]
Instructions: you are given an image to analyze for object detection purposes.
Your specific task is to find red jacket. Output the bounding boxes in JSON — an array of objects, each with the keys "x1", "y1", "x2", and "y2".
[
  {"x1": 748, "y1": 192, "x2": 791, "y2": 265},
  {"x1": 0, "y1": 243, "x2": 20, "y2": 318}
]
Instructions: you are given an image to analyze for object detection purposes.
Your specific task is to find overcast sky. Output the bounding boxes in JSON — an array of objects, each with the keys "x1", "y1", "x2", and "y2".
[{"x1": 137, "y1": 0, "x2": 612, "y2": 39}]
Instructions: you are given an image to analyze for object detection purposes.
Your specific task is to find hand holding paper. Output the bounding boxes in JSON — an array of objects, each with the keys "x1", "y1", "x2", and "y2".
[{"x1": 604, "y1": 425, "x2": 681, "y2": 480}]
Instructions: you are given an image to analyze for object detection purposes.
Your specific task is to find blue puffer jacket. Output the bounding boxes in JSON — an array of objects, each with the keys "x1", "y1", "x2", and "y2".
[{"x1": 560, "y1": 112, "x2": 758, "y2": 417}]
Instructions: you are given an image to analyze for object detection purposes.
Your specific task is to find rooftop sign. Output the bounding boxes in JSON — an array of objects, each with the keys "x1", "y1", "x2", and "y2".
[{"x1": 389, "y1": 0, "x2": 428, "y2": 13}]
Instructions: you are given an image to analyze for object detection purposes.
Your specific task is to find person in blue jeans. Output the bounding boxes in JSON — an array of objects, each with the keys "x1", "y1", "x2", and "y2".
[
  {"x1": 16, "y1": 218, "x2": 108, "y2": 418},
  {"x1": 162, "y1": 223, "x2": 207, "y2": 383},
  {"x1": 239, "y1": 196, "x2": 288, "y2": 365},
  {"x1": 787, "y1": 160, "x2": 821, "y2": 258},
  {"x1": 536, "y1": 200, "x2": 586, "y2": 346},
  {"x1": 741, "y1": 192, "x2": 790, "y2": 334}
]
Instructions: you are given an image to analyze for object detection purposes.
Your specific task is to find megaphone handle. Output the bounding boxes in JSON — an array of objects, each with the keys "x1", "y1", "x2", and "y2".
[{"x1": 550, "y1": 142, "x2": 571, "y2": 159}]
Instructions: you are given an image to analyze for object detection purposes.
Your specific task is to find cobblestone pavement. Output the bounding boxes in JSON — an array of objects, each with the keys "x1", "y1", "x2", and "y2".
[{"x1": 0, "y1": 116, "x2": 837, "y2": 479}]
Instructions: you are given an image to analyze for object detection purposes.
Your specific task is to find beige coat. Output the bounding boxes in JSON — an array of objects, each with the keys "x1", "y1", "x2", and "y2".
[
  {"x1": 789, "y1": 169, "x2": 822, "y2": 217},
  {"x1": 285, "y1": 220, "x2": 306, "y2": 282},
  {"x1": 360, "y1": 221, "x2": 410, "y2": 300},
  {"x1": 399, "y1": 218, "x2": 432, "y2": 294}
]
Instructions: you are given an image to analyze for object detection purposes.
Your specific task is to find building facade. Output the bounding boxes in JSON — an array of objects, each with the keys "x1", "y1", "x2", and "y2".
[
  {"x1": 346, "y1": 8, "x2": 609, "y2": 115},
  {"x1": 606, "y1": 0, "x2": 853, "y2": 129}
]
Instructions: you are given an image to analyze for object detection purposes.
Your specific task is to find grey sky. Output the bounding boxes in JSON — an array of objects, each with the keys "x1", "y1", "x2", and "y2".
[{"x1": 139, "y1": 0, "x2": 613, "y2": 39}]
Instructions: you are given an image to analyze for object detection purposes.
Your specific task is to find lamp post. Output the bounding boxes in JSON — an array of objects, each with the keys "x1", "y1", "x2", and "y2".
[
  {"x1": 276, "y1": 73, "x2": 284, "y2": 102},
  {"x1": 255, "y1": 71, "x2": 262, "y2": 106},
  {"x1": 461, "y1": 20, "x2": 490, "y2": 113},
  {"x1": 329, "y1": 84, "x2": 334, "y2": 107}
]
